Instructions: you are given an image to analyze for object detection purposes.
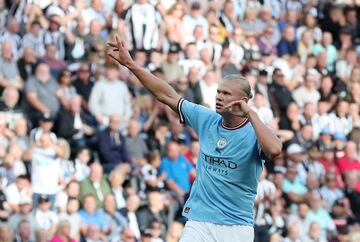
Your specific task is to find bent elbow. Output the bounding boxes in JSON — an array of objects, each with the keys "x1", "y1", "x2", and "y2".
[{"x1": 265, "y1": 144, "x2": 282, "y2": 160}]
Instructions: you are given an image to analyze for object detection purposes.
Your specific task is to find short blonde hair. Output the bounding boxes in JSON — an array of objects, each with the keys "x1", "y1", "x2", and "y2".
[{"x1": 223, "y1": 75, "x2": 253, "y2": 99}]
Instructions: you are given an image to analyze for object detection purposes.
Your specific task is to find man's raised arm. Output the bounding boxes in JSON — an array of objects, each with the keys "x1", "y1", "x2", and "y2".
[{"x1": 108, "y1": 36, "x2": 181, "y2": 112}]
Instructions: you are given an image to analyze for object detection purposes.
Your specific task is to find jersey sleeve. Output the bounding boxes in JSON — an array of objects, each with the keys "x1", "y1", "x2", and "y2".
[{"x1": 177, "y1": 98, "x2": 215, "y2": 134}]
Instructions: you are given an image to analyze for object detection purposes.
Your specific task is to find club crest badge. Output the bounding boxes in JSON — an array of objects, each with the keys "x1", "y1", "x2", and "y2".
[{"x1": 217, "y1": 137, "x2": 227, "y2": 149}]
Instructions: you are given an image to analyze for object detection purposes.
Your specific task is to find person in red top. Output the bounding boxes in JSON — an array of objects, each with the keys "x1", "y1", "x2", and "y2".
[
  {"x1": 319, "y1": 147, "x2": 345, "y2": 188},
  {"x1": 320, "y1": 147, "x2": 340, "y2": 174},
  {"x1": 184, "y1": 140, "x2": 200, "y2": 184},
  {"x1": 336, "y1": 141, "x2": 360, "y2": 174},
  {"x1": 336, "y1": 141, "x2": 360, "y2": 191},
  {"x1": 50, "y1": 220, "x2": 76, "y2": 242}
]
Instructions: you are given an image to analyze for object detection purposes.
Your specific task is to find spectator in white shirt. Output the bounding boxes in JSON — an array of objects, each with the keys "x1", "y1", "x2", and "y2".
[{"x1": 252, "y1": 92, "x2": 274, "y2": 126}]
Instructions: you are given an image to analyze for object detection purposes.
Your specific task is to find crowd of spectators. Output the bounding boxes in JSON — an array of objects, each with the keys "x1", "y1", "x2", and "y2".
[{"x1": 0, "y1": 0, "x2": 359, "y2": 241}]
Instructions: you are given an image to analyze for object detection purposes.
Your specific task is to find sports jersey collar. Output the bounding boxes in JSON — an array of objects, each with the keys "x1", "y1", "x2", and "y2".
[{"x1": 221, "y1": 118, "x2": 249, "y2": 130}]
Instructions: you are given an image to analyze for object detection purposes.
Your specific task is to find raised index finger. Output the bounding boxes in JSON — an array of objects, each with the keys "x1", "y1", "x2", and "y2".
[{"x1": 115, "y1": 35, "x2": 121, "y2": 48}]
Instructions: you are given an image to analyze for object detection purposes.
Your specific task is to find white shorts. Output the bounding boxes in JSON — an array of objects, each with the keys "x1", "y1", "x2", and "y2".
[{"x1": 179, "y1": 220, "x2": 254, "y2": 242}]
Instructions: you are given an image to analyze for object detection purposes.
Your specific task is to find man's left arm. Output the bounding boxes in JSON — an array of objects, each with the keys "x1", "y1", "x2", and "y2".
[{"x1": 248, "y1": 110, "x2": 282, "y2": 160}]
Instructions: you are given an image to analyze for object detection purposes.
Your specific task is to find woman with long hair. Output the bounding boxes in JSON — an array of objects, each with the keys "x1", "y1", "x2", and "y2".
[
  {"x1": 50, "y1": 220, "x2": 76, "y2": 242},
  {"x1": 164, "y1": 2, "x2": 185, "y2": 48}
]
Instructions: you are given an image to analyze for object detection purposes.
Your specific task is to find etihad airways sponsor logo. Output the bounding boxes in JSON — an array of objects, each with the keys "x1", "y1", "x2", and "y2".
[{"x1": 203, "y1": 153, "x2": 238, "y2": 169}]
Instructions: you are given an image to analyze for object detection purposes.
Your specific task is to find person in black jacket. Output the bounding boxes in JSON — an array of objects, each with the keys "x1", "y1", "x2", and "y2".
[
  {"x1": 56, "y1": 95, "x2": 94, "y2": 154},
  {"x1": 97, "y1": 114, "x2": 131, "y2": 173},
  {"x1": 17, "y1": 47, "x2": 39, "y2": 82}
]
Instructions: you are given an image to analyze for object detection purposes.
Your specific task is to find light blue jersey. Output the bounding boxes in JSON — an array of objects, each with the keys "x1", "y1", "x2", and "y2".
[{"x1": 178, "y1": 99, "x2": 265, "y2": 225}]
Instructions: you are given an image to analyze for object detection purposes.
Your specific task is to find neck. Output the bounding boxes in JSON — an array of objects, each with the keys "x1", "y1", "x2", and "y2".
[{"x1": 222, "y1": 115, "x2": 248, "y2": 129}]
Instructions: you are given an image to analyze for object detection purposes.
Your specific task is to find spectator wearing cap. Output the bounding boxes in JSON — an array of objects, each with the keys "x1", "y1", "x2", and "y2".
[
  {"x1": 277, "y1": 25, "x2": 297, "y2": 57},
  {"x1": 25, "y1": 63, "x2": 61, "y2": 125},
  {"x1": 124, "y1": 0, "x2": 161, "y2": 51},
  {"x1": 183, "y1": 1, "x2": 208, "y2": 43},
  {"x1": 29, "y1": 112, "x2": 57, "y2": 144},
  {"x1": 34, "y1": 194, "x2": 59, "y2": 237},
  {"x1": 161, "y1": 43, "x2": 184, "y2": 83}
]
